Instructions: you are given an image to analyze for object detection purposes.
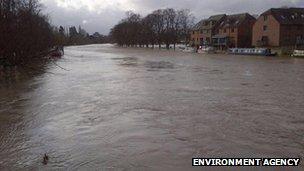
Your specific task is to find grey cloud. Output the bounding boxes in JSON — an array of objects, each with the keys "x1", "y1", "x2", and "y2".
[
  {"x1": 41, "y1": 0, "x2": 304, "y2": 35},
  {"x1": 130, "y1": 0, "x2": 304, "y2": 18},
  {"x1": 42, "y1": 0, "x2": 125, "y2": 34}
]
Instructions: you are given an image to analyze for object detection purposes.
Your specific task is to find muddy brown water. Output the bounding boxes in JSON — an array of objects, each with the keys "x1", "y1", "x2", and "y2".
[{"x1": 0, "y1": 44, "x2": 304, "y2": 170}]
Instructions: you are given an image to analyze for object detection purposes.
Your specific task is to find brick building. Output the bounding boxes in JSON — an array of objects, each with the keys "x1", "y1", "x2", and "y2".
[
  {"x1": 252, "y1": 8, "x2": 304, "y2": 48},
  {"x1": 190, "y1": 14, "x2": 226, "y2": 47},
  {"x1": 190, "y1": 19, "x2": 207, "y2": 46},
  {"x1": 212, "y1": 13, "x2": 256, "y2": 49}
]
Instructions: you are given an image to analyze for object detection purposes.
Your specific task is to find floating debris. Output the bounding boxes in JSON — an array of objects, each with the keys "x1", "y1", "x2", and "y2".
[{"x1": 42, "y1": 154, "x2": 49, "y2": 165}]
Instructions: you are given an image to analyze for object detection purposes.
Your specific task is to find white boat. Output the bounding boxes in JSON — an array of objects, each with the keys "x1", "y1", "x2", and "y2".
[
  {"x1": 228, "y1": 48, "x2": 276, "y2": 56},
  {"x1": 291, "y1": 50, "x2": 304, "y2": 57},
  {"x1": 197, "y1": 46, "x2": 215, "y2": 54},
  {"x1": 182, "y1": 46, "x2": 196, "y2": 53}
]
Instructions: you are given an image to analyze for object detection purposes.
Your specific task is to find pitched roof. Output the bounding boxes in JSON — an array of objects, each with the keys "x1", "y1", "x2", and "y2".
[
  {"x1": 219, "y1": 13, "x2": 256, "y2": 28},
  {"x1": 209, "y1": 14, "x2": 226, "y2": 21},
  {"x1": 262, "y1": 8, "x2": 304, "y2": 25},
  {"x1": 192, "y1": 14, "x2": 226, "y2": 30},
  {"x1": 192, "y1": 19, "x2": 207, "y2": 30}
]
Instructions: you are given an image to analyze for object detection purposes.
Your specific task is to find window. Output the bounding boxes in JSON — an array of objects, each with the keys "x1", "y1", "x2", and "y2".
[
  {"x1": 224, "y1": 29, "x2": 226, "y2": 33},
  {"x1": 263, "y1": 15, "x2": 268, "y2": 21},
  {"x1": 297, "y1": 35, "x2": 304, "y2": 45},
  {"x1": 193, "y1": 31, "x2": 195, "y2": 34},
  {"x1": 206, "y1": 37, "x2": 210, "y2": 43},
  {"x1": 200, "y1": 29, "x2": 203, "y2": 34},
  {"x1": 263, "y1": 25, "x2": 267, "y2": 31},
  {"x1": 261, "y1": 36, "x2": 268, "y2": 46},
  {"x1": 261, "y1": 36, "x2": 268, "y2": 41},
  {"x1": 231, "y1": 28, "x2": 235, "y2": 33}
]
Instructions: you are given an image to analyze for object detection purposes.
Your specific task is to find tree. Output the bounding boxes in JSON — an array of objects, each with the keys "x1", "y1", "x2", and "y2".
[
  {"x1": 110, "y1": 8, "x2": 194, "y2": 49},
  {"x1": 0, "y1": 0, "x2": 54, "y2": 65}
]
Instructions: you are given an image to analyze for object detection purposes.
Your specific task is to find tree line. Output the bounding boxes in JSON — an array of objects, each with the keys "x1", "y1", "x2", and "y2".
[
  {"x1": 110, "y1": 9, "x2": 195, "y2": 49},
  {"x1": 53, "y1": 25, "x2": 110, "y2": 47},
  {"x1": 0, "y1": 0, "x2": 109, "y2": 67},
  {"x1": 0, "y1": 0, "x2": 54, "y2": 66}
]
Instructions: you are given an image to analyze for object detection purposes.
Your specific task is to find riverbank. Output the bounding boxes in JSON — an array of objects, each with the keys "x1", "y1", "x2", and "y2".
[
  {"x1": 0, "y1": 48, "x2": 63, "y2": 84},
  {"x1": 115, "y1": 44, "x2": 304, "y2": 58}
]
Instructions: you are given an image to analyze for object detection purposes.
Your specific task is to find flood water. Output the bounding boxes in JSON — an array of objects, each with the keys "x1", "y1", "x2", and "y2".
[{"x1": 0, "y1": 44, "x2": 304, "y2": 170}]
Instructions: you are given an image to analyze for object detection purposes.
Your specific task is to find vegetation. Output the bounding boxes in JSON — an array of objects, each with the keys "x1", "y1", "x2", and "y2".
[
  {"x1": 53, "y1": 26, "x2": 110, "y2": 47},
  {"x1": 0, "y1": 0, "x2": 109, "y2": 67},
  {"x1": 110, "y1": 9, "x2": 195, "y2": 49},
  {"x1": 0, "y1": 0, "x2": 54, "y2": 66}
]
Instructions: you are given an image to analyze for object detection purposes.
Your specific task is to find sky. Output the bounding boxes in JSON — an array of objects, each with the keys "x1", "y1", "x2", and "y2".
[{"x1": 40, "y1": 0, "x2": 304, "y2": 35}]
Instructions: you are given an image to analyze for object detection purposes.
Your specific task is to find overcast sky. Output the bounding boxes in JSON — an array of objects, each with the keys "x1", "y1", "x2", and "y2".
[{"x1": 41, "y1": 0, "x2": 304, "y2": 35}]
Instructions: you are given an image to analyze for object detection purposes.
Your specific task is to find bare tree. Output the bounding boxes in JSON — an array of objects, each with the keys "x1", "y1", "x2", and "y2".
[
  {"x1": 0, "y1": 0, "x2": 54, "y2": 66},
  {"x1": 110, "y1": 8, "x2": 194, "y2": 50}
]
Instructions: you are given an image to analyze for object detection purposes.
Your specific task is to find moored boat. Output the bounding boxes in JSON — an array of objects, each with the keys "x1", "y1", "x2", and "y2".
[
  {"x1": 197, "y1": 46, "x2": 215, "y2": 54},
  {"x1": 49, "y1": 46, "x2": 64, "y2": 58},
  {"x1": 291, "y1": 50, "x2": 304, "y2": 57},
  {"x1": 228, "y1": 48, "x2": 276, "y2": 56},
  {"x1": 182, "y1": 46, "x2": 196, "y2": 53}
]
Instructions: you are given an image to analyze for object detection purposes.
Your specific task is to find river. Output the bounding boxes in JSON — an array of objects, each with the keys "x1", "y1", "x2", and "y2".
[{"x1": 0, "y1": 44, "x2": 303, "y2": 170}]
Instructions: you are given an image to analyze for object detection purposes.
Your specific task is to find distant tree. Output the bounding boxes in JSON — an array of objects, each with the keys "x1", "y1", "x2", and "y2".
[
  {"x1": 110, "y1": 8, "x2": 194, "y2": 49},
  {"x1": 69, "y1": 26, "x2": 78, "y2": 37},
  {"x1": 142, "y1": 13, "x2": 157, "y2": 47},
  {"x1": 92, "y1": 32, "x2": 101, "y2": 38}
]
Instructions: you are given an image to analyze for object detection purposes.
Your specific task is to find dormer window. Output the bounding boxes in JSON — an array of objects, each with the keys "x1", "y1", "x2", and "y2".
[
  {"x1": 291, "y1": 15, "x2": 295, "y2": 19},
  {"x1": 263, "y1": 15, "x2": 268, "y2": 21},
  {"x1": 281, "y1": 15, "x2": 286, "y2": 19}
]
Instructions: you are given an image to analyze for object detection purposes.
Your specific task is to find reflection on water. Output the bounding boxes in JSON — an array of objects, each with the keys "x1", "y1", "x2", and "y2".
[
  {"x1": 112, "y1": 57, "x2": 138, "y2": 67},
  {"x1": 0, "y1": 44, "x2": 304, "y2": 170},
  {"x1": 144, "y1": 61, "x2": 174, "y2": 70}
]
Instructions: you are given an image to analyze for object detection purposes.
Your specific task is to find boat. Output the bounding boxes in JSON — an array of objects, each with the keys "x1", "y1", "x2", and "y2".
[
  {"x1": 49, "y1": 46, "x2": 64, "y2": 58},
  {"x1": 228, "y1": 48, "x2": 276, "y2": 56},
  {"x1": 291, "y1": 50, "x2": 304, "y2": 57},
  {"x1": 197, "y1": 46, "x2": 215, "y2": 54},
  {"x1": 182, "y1": 46, "x2": 196, "y2": 53}
]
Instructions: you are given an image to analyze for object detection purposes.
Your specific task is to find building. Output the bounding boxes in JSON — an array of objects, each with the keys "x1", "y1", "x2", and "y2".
[
  {"x1": 212, "y1": 13, "x2": 256, "y2": 49},
  {"x1": 190, "y1": 14, "x2": 226, "y2": 47},
  {"x1": 190, "y1": 19, "x2": 207, "y2": 46},
  {"x1": 252, "y1": 8, "x2": 304, "y2": 48}
]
